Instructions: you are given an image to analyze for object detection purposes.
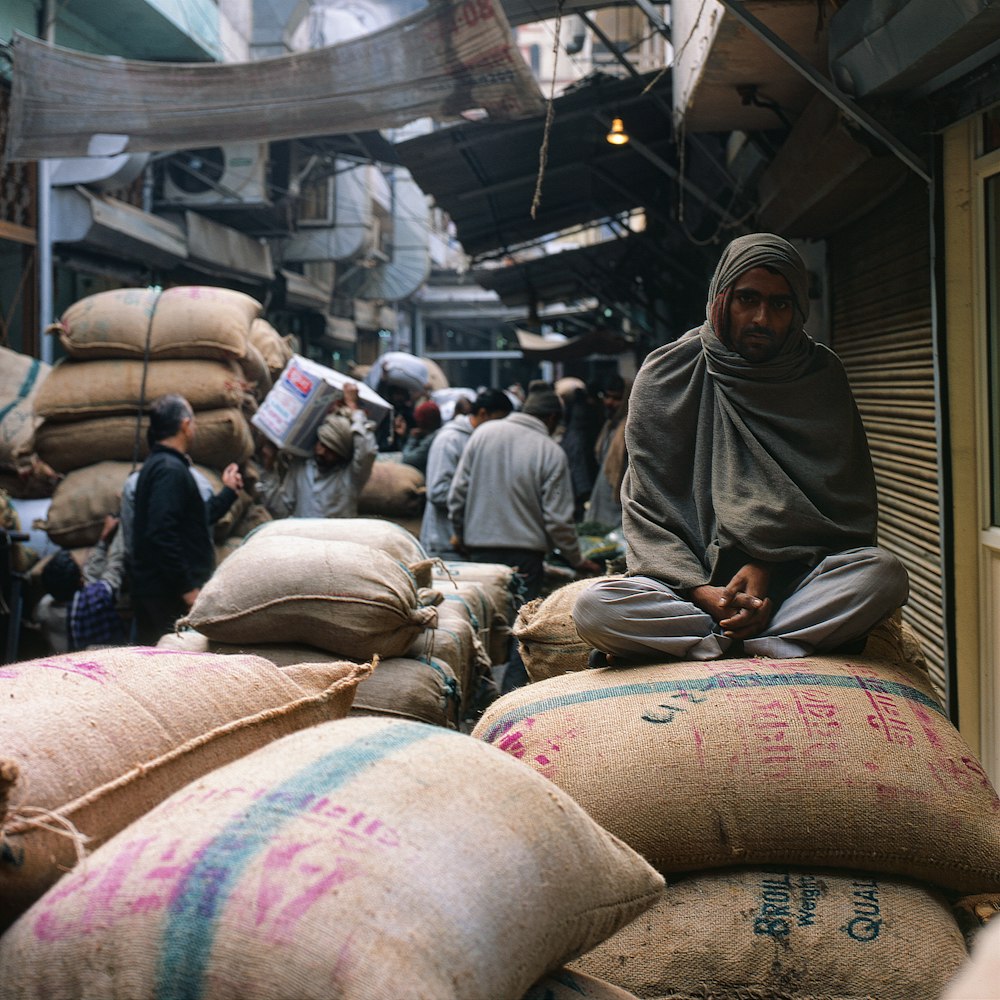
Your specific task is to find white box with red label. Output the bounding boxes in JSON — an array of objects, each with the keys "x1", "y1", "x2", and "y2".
[{"x1": 251, "y1": 355, "x2": 390, "y2": 456}]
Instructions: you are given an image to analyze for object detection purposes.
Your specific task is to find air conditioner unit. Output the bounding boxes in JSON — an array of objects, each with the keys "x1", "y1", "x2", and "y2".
[{"x1": 162, "y1": 142, "x2": 270, "y2": 207}]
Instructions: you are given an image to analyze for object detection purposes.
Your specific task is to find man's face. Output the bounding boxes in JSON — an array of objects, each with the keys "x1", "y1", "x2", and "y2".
[
  {"x1": 725, "y1": 267, "x2": 796, "y2": 363},
  {"x1": 601, "y1": 388, "x2": 623, "y2": 418},
  {"x1": 181, "y1": 410, "x2": 197, "y2": 447},
  {"x1": 314, "y1": 440, "x2": 341, "y2": 470}
]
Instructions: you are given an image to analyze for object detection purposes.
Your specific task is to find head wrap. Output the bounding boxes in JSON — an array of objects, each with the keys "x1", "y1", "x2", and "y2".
[
  {"x1": 316, "y1": 412, "x2": 354, "y2": 461},
  {"x1": 705, "y1": 233, "x2": 810, "y2": 367}
]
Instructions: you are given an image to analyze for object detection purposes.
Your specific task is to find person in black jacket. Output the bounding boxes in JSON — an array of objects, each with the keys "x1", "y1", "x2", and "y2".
[{"x1": 131, "y1": 394, "x2": 243, "y2": 644}]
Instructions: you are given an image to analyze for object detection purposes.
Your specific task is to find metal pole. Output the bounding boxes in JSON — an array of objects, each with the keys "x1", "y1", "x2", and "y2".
[{"x1": 37, "y1": 0, "x2": 56, "y2": 364}]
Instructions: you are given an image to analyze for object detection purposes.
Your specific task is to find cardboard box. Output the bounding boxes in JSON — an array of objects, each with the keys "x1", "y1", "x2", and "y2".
[{"x1": 251, "y1": 355, "x2": 390, "y2": 456}]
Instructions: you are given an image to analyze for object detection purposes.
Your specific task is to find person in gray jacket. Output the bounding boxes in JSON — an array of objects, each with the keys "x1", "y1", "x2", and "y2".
[
  {"x1": 448, "y1": 384, "x2": 600, "y2": 601},
  {"x1": 419, "y1": 388, "x2": 513, "y2": 558}
]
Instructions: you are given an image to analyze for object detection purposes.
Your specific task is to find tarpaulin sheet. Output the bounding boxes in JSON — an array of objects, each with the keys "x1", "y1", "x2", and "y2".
[{"x1": 5, "y1": 0, "x2": 544, "y2": 161}]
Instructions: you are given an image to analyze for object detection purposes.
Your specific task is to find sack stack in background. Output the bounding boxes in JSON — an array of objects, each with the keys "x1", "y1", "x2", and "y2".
[
  {"x1": 34, "y1": 286, "x2": 265, "y2": 474},
  {"x1": 475, "y1": 593, "x2": 995, "y2": 998},
  {"x1": 358, "y1": 455, "x2": 426, "y2": 536},
  {"x1": 433, "y1": 560, "x2": 524, "y2": 666},
  {"x1": 0, "y1": 346, "x2": 51, "y2": 497}
]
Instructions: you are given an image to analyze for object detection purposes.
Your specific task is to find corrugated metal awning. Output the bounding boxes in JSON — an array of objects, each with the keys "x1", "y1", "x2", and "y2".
[{"x1": 395, "y1": 71, "x2": 734, "y2": 259}]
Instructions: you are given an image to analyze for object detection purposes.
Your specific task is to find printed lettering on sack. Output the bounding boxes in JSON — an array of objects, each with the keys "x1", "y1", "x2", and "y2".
[
  {"x1": 843, "y1": 878, "x2": 882, "y2": 942},
  {"x1": 752, "y1": 872, "x2": 826, "y2": 939}
]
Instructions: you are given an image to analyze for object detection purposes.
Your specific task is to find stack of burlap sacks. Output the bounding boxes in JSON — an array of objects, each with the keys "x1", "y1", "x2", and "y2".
[
  {"x1": 471, "y1": 576, "x2": 1000, "y2": 999},
  {"x1": 0, "y1": 347, "x2": 50, "y2": 491},
  {"x1": 157, "y1": 518, "x2": 521, "y2": 732},
  {"x1": 0, "y1": 562, "x2": 665, "y2": 998},
  {"x1": 32, "y1": 286, "x2": 292, "y2": 557}
]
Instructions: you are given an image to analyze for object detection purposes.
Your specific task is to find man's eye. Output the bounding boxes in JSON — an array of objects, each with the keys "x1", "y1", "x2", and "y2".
[
  {"x1": 738, "y1": 293, "x2": 758, "y2": 306},
  {"x1": 772, "y1": 299, "x2": 792, "y2": 311}
]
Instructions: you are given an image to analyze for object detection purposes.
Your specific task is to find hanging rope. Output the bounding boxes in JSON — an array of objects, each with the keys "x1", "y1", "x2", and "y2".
[{"x1": 530, "y1": 1, "x2": 566, "y2": 220}]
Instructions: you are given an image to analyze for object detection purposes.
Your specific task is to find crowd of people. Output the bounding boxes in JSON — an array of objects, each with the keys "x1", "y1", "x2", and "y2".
[{"x1": 27, "y1": 233, "x2": 908, "y2": 699}]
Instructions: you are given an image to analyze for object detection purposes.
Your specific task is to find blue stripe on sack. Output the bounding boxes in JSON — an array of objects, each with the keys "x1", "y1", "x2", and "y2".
[
  {"x1": 480, "y1": 671, "x2": 946, "y2": 743},
  {"x1": 0, "y1": 358, "x2": 42, "y2": 424},
  {"x1": 155, "y1": 722, "x2": 437, "y2": 1000}
]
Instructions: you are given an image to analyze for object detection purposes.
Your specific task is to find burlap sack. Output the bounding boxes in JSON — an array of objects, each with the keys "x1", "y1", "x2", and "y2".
[
  {"x1": 248, "y1": 515, "x2": 428, "y2": 566},
  {"x1": 33, "y1": 359, "x2": 249, "y2": 422},
  {"x1": 36, "y1": 461, "x2": 133, "y2": 548},
  {"x1": 359, "y1": 459, "x2": 426, "y2": 518},
  {"x1": 0, "y1": 647, "x2": 370, "y2": 930},
  {"x1": 0, "y1": 718, "x2": 664, "y2": 1000},
  {"x1": 35, "y1": 407, "x2": 254, "y2": 473},
  {"x1": 157, "y1": 628, "x2": 341, "y2": 667},
  {"x1": 407, "y1": 622, "x2": 489, "y2": 717},
  {"x1": 0, "y1": 347, "x2": 49, "y2": 466},
  {"x1": 570, "y1": 866, "x2": 968, "y2": 1000},
  {"x1": 182, "y1": 535, "x2": 436, "y2": 659},
  {"x1": 943, "y1": 914, "x2": 1000, "y2": 1000},
  {"x1": 54, "y1": 286, "x2": 258, "y2": 361},
  {"x1": 238, "y1": 341, "x2": 271, "y2": 400},
  {"x1": 435, "y1": 561, "x2": 521, "y2": 664},
  {"x1": 350, "y1": 655, "x2": 460, "y2": 728},
  {"x1": 248, "y1": 317, "x2": 293, "y2": 379},
  {"x1": 473, "y1": 656, "x2": 1000, "y2": 893},
  {"x1": 514, "y1": 575, "x2": 622, "y2": 681}
]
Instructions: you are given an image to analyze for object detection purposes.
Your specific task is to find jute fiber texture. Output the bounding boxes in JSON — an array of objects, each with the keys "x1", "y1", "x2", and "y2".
[
  {"x1": 358, "y1": 460, "x2": 426, "y2": 518},
  {"x1": 0, "y1": 647, "x2": 370, "y2": 930},
  {"x1": 248, "y1": 317, "x2": 293, "y2": 379},
  {"x1": 436, "y1": 575, "x2": 514, "y2": 664},
  {"x1": 55, "y1": 286, "x2": 258, "y2": 361},
  {"x1": 406, "y1": 621, "x2": 490, "y2": 716},
  {"x1": 34, "y1": 407, "x2": 254, "y2": 474},
  {"x1": 247, "y1": 515, "x2": 428, "y2": 567},
  {"x1": 350, "y1": 655, "x2": 460, "y2": 728},
  {"x1": 39, "y1": 461, "x2": 134, "y2": 548},
  {"x1": 0, "y1": 717, "x2": 665, "y2": 1000},
  {"x1": 514, "y1": 575, "x2": 622, "y2": 681},
  {"x1": 473, "y1": 655, "x2": 1000, "y2": 893},
  {"x1": 182, "y1": 535, "x2": 436, "y2": 660},
  {"x1": 570, "y1": 866, "x2": 968, "y2": 1000},
  {"x1": 0, "y1": 347, "x2": 48, "y2": 465},
  {"x1": 34, "y1": 358, "x2": 249, "y2": 421}
]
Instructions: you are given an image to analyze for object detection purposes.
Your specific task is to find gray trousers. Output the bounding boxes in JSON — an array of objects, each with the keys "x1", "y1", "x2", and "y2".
[{"x1": 572, "y1": 547, "x2": 909, "y2": 660}]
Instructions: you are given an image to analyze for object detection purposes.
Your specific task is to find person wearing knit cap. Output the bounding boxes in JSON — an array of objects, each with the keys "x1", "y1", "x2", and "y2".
[
  {"x1": 401, "y1": 400, "x2": 443, "y2": 475},
  {"x1": 574, "y1": 233, "x2": 909, "y2": 666},
  {"x1": 258, "y1": 380, "x2": 377, "y2": 519}
]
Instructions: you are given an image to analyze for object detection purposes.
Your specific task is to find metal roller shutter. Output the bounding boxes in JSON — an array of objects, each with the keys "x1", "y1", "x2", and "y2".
[{"x1": 828, "y1": 179, "x2": 946, "y2": 703}]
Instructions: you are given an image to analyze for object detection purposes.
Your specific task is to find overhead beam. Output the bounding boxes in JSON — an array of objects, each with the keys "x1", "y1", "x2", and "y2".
[{"x1": 715, "y1": 0, "x2": 930, "y2": 183}]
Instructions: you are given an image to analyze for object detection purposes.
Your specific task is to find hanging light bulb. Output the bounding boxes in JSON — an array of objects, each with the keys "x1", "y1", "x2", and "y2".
[{"x1": 606, "y1": 117, "x2": 630, "y2": 145}]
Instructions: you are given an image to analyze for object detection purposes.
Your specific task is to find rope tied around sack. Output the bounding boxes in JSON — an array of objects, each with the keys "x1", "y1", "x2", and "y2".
[
  {"x1": 3, "y1": 806, "x2": 91, "y2": 866},
  {"x1": 131, "y1": 285, "x2": 166, "y2": 471}
]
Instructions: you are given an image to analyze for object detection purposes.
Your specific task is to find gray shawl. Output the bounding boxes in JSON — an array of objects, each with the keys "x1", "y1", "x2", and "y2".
[{"x1": 622, "y1": 233, "x2": 877, "y2": 592}]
